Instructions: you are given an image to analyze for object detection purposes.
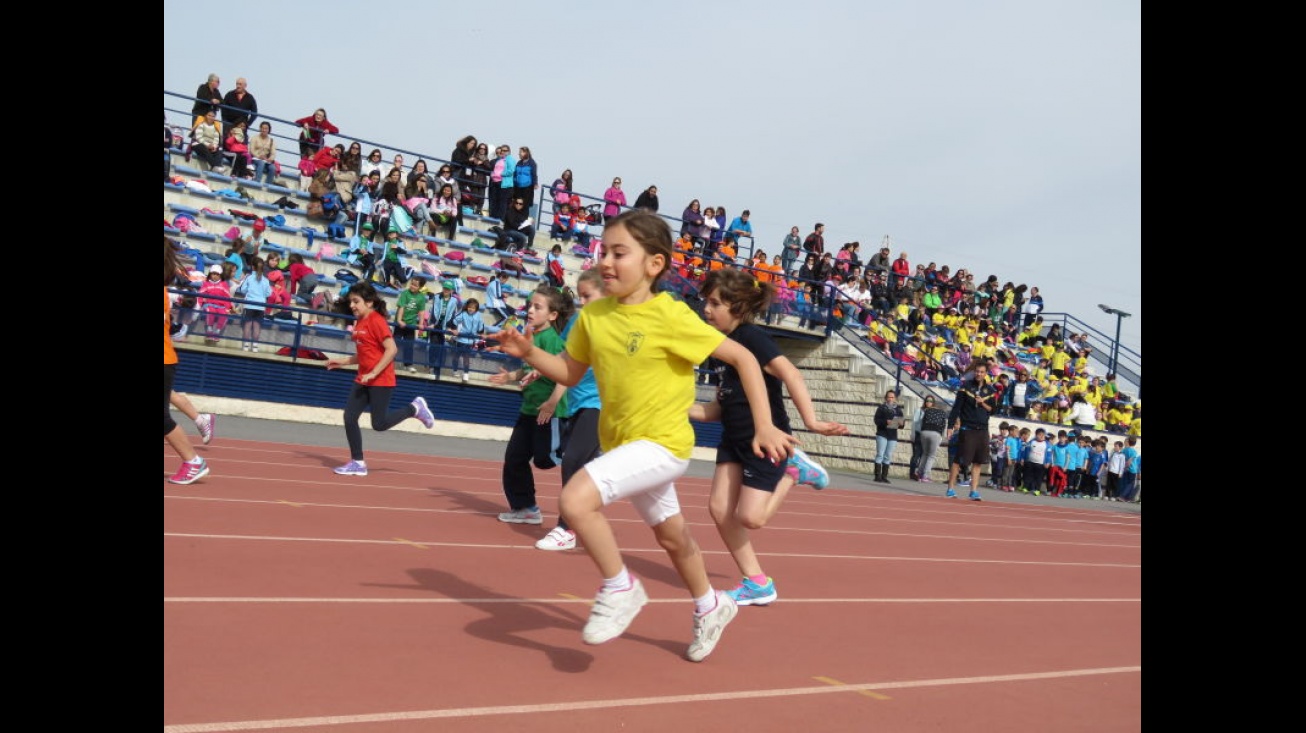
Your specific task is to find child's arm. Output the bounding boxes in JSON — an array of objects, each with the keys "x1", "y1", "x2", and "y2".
[
  {"x1": 712, "y1": 338, "x2": 796, "y2": 461},
  {"x1": 536, "y1": 382, "x2": 567, "y2": 426},
  {"x1": 487, "y1": 366, "x2": 524, "y2": 386},
  {"x1": 688, "y1": 396, "x2": 722, "y2": 423},
  {"x1": 765, "y1": 355, "x2": 850, "y2": 437},
  {"x1": 489, "y1": 329, "x2": 588, "y2": 386}
]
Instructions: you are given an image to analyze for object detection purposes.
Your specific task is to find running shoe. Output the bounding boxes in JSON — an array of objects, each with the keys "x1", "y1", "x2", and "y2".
[
  {"x1": 582, "y1": 579, "x2": 648, "y2": 645},
  {"x1": 968, "y1": 490, "x2": 983, "y2": 501},
  {"x1": 498, "y1": 507, "x2": 543, "y2": 524},
  {"x1": 687, "y1": 591, "x2": 738, "y2": 662},
  {"x1": 945, "y1": 488, "x2": 958, "y2": 498},
  {"x1": 195, "y1": 413, "x2": 215, "y2": 445},
  {"x1": 411, "y1": 396, "x2": 435, "y2": 429},
  {"x1": 786, "y1": 448, "x2": 829, "y2": 489},
  {"x1": 334, "y1": 460, "x2": 368, "y2": 476},
  {"x1": 535, "y1": 526, "x2": 577, "y2": 551},
  {"x1": 726, "y1": 577, "x2": 777, "y2": 606},
  {"x1": 169, "y1": 458, "x2": 210, "y2": 485}
]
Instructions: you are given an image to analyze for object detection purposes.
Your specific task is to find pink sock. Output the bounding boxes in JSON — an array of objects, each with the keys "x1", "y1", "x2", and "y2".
[{"x1": 747, "y1": 574, "x2": 768, "y2": 586}]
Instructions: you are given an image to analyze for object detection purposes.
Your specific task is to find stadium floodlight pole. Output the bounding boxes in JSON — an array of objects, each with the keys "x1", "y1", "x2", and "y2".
[{"x1": 1097, "y1": 304, "x2": 1132, "y2": 377}]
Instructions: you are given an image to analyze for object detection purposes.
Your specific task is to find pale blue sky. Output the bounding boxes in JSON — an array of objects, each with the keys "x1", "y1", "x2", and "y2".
[{"x1": 164, "y1": 0, "x2": 1141, "y2": 350}]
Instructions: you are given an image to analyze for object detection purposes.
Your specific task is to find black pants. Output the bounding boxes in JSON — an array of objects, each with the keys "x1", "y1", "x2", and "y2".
[
  {"x1": 395, "y1": 324, "x2": 418, "y2": 367},
  {"x1": 428, "y1": 330, "x2": 448, "y2": 374},
  {"x1": 556, "y1": 408, "x2": 602, "y2": 531},
  {"x1": 164, "y1": 363, "x2": 178, "y2": 436},
  {"x1": 501, "y1": 412, "x2": 559, "y2": 511},
  {"x1": 342, "y1": 384, "x2": 413, "y2": 461}
]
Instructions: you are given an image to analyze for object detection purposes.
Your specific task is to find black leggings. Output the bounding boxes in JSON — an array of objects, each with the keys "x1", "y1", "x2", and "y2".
[
  {"x1": 556, "y1": 408, "x2": 602, "y2": 531},
  {"x1": 342, "y1": 383, "x2": 414, "y2": 460},
  {"x1": 501, "y1": 412, "x2": 560, "y2": 511},
  {"x1": 164, "y1": 363, "x2": 178, "y2": 436}
]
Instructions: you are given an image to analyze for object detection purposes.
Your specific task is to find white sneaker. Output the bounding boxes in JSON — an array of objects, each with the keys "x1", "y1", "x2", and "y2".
[
  {"x1": 462, "y1": 372, "x2": 470, "y2": 383},
  {"x1": 535, "y1": 526, "x2": 576, "y2": 551},
  {"x1": 242, "y1": 343, "x2": 252, "y2": 351},
  {"x1": 498, "y1": 507, "x2": 542, "y2": 524},
  {"x1": 195, "y1": 413, "x2": 216, "y2": 445},
  {"x1": 251, "y1": 344, "x2": 259, "y2": 353},
  {"x1": 582, "y1": 579, "x2": 648, "y2": 645},
  {"x1": 411, "y1": 396, "x2": 435, "y2": 429},
  {"x1": 452, "y1": 370, "x2": 462, "y2": 380},
  {"x1": 686, "y1": 591, "x2": 738, "y2": 662}
]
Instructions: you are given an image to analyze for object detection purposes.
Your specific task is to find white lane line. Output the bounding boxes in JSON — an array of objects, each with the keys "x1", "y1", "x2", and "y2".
[
  {"x1": 163, "y1": 532, "x2": 1141, "y2": 568},
  {"x1": 162, "y1": 665, "x2": 1141, "y2": 732}
]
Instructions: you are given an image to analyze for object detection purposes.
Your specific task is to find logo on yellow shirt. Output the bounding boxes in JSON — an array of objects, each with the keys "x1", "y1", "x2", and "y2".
[{"x1": 626, "y1": 332, "x2": 644, "y2": 356}]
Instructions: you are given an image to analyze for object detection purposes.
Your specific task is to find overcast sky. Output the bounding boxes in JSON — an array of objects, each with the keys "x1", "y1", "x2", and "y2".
[{"x1": 164, "y1": 0, "x2": 1141, "y2": 350}]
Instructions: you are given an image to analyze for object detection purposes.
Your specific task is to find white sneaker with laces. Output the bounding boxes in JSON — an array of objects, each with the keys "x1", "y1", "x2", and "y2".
[
  {"x1": 582, "y1": 579, "x2": 648, "y2": 645},
  {"x1": 687, "y1": 591, "x2": 738, "y2": 662},
  {"x1": 535, "y1": 526, "x2": 576, "y2": 551},
  {"x1": 195, "y1": 413, "x2": 216, "y2": 445}
]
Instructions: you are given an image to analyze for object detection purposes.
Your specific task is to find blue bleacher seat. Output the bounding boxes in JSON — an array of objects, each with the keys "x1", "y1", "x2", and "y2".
[
  {"x1": 253, "y1": 201, "x2": 278, "y2": 211},
  {"x1": 187, "y1": 188, "x2": 218, "y2": 199},
  {"x1": 201, "y1": 211, "x2": 235, "y2": 222},
  {"x1": 174, "y1": 165, "x2": 202, "y2": 177},
  {"x1": 267, "y1": 184, "x2": 294, "y2": 196},
  {"x1": 261, "y1": 243, "x2": 286, "y2": 253},
  {"x1": 270, "y1": 225, "x2": 299, "y2": 236},
  {"x1": 469, "y1": 262, "x2": 493, "y2": 272},
  {"x1": 206, "y1": 172, "x2": 234, "y2": 184},
  {"x1": 187, "y1": 231, "x2": 218, "y2": 242},
  {"x1": 169, "y1": 203, "x2": 201, "y2": 216}
]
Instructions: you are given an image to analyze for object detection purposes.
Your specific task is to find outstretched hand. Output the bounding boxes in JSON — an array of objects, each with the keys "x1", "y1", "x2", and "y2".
[
  {"x1": 487, "y1": 367, "x2": 513, "y2": 386},
  {"x1": 488, "y1": 328, "x2": 533, "y2": 359},
  {"x1": 752, "y1": 424, "x2": 799, "y2": 464},
  {"x1": 809, "y1": 420, "x2": 851, "y2": 437}
]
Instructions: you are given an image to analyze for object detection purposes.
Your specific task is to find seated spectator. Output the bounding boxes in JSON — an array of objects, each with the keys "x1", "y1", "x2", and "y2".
[
  {"x1": 223, "y1": 121, "x2": 252, "y2": 178},
  {"x1": 249, "y1": 121, "x2": 279, "y2": 187},
  {"x1": 495, "y1": 197, "x2": 535, "y2": 251},
  {"x1": 430, "y1": 183, "x2": 460, "y2": 241},
  {"x1": 190, "y1": 109, "x2": 225, "y2": 172}
]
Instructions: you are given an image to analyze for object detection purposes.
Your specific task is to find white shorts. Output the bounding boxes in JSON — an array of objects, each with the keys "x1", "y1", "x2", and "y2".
[{"x1": 581, "y1": 440, "x2": 689, "y2": 527}]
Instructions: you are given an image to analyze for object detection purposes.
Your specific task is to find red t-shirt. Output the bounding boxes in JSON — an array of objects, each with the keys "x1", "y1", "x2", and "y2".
[{"x1": 352, "y1": 310, "x2": 396, "y2": 387}]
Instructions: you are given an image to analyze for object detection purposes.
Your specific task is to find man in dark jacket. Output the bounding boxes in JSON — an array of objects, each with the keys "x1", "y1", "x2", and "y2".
[
  {"x1": 221, "y1": 77, "x2": 259, "y2": 130},
  {"x1": 945, "y1": 360, "x2": 997, "y2": 500},
  {"x1": 190, "y1": 73, "x2": 223, "y2": 128}
]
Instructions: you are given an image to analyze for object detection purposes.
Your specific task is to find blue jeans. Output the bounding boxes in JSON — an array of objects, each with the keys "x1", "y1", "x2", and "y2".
[
  {"x1": 252, "y1": 159, "x2": 278, "y2": 187},
  {"x1": 874, "y1": 435, "x2": 897, "y2": 465}
]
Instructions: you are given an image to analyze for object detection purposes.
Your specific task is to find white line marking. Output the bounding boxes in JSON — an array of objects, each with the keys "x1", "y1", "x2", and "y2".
[
  {"x1": 163, "y1": 532, "x2": 1140, "y2": 568},
  {"x1": 165, "y1": 596, "x2": 1141, "y2": 604},
  {"x1": 165, "y1": 495, "x2": 1142, "y2": 549},
  {"x1": 162, "y1": 665, "x2": 1141, "y2": 732}
]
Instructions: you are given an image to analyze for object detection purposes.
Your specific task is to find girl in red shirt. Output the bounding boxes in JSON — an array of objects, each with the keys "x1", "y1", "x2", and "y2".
[{"x1": 326, "y1": 282, "x2": 435, "y2": 476}]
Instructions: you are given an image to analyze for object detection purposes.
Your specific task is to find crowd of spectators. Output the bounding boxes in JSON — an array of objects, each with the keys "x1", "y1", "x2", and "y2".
[{"x1": 167, "y1": 74, "x2": 1138, "y2": 436}]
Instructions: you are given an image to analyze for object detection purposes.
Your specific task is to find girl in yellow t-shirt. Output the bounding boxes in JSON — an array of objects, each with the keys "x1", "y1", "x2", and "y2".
[{"x1": 492, "y1": 210, "x2": 794, "y2": 663}]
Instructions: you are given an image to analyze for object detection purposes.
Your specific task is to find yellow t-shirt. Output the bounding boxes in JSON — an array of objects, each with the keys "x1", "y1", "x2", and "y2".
[
  {"x1": 1129, "y1": 418, "x2": 1142, "y2": 436},
  {"x1": 1051, "y1": 350, "x2": 1072, "y2": 371},
  {"x1": 567, "y1": 293, "x2": 724, "y2": 459}
]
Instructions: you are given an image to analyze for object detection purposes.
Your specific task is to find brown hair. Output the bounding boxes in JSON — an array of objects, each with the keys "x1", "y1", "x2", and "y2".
[
  {"x1": 605, "y1": 209, "x2": 673, "y2": 282},
  {"x1": 700, "y1": 268, "x2": 773, "y2": 321}
]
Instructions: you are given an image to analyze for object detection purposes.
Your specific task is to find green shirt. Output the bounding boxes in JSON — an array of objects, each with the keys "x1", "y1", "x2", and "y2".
[
  {"x1": 395, "y1": 289, "x2": 426, "y2": 327},
  {"x1": 520, "y1": 327, "x2": 568, "y2": 417}
]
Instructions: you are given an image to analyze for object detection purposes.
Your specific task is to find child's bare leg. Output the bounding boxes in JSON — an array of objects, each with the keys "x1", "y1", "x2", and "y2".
[
  {"x1": 166, "y1": 425, "x2": 197, "y2": 463},
  {"x1": 170, "y1": 391, "x2": 200, "y2": 423},
  {"x1": 650, "y1": 513, "x2": 710, "y2": 598},
  {"x1": 708, "y1": 464, "x2": 762, "y2": 578},
  {"x1": 559, "y1": 469, "x2": 623, "y2": 579},
  {"x1": 735, "y1": 475, "x2": 793, "y2": 528}
]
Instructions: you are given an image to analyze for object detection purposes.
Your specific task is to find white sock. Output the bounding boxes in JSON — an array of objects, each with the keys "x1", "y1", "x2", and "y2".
[
  {"x1": 187, "y1": 456, "x2": 204, "y2": 465},
  {"x1": 602, "y1": 567, "x2": 632, "y2": 592},
  {"x1": 693, "y1": 589, "x2": 717, "y2": 616}
]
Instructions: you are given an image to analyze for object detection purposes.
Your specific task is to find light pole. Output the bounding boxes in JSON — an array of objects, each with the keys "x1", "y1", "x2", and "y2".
[{"x1": 1098, "y1": 304, "x2": 1132, "y2": 377}]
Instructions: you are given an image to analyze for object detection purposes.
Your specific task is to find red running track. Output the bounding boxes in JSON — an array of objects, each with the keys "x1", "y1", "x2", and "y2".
[{"x1": 164, "y1": 436, "x2": 1141, "y2": 733}]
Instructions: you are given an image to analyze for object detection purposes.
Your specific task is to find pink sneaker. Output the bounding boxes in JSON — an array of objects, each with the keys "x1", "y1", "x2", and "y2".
[{"x1": 169, "y1": 458, "x2": 210, "y2": 485}]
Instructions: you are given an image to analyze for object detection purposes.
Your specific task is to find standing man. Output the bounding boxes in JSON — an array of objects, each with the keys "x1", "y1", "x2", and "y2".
[
  {"x1": 727, "y1": 209, "x2": 754, "y2": 250},
  {"x1": 191, "y1": 73, "x2": 223, "y2": 129},
  {"x1": 944, "y1": 359, "x2": 997, "y2": 501},
  {"x1": 803, "y1": 223, "x2": 825, "y2": 257},
  {"x1": 221, "y1": 77, "x2": 259, "y2": 131}
]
